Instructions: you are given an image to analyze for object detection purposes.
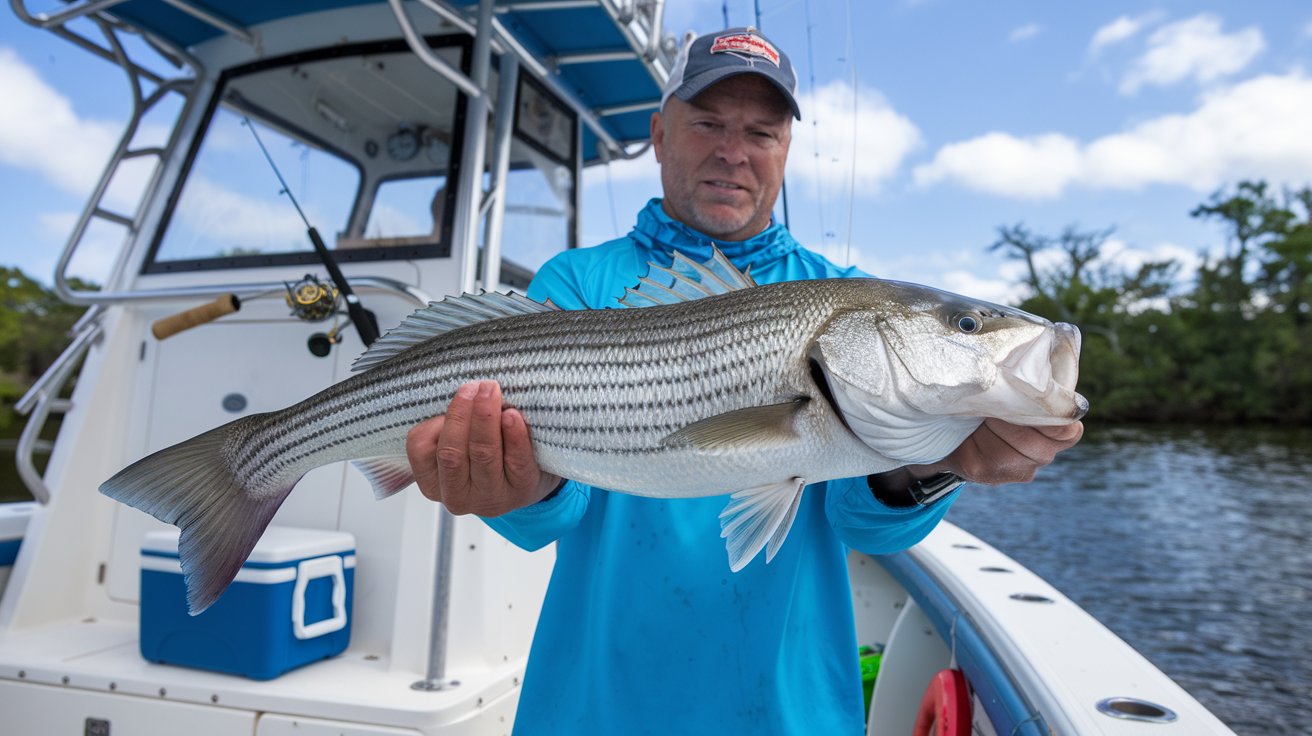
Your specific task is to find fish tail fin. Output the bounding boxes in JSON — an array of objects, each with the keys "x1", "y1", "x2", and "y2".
[{"x1": 99, "y1": 414, "x2": 297, "y2": 615}]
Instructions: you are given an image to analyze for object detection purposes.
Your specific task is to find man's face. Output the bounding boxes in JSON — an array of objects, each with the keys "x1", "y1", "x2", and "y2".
[{"x1": 651, "y1": 75, "x2": 793, "y2": 242}]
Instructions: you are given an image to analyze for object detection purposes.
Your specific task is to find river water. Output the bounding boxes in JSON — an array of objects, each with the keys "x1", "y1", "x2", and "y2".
[{"x1": 946, "y1": 424, "x2": 1312, "y2": 735}]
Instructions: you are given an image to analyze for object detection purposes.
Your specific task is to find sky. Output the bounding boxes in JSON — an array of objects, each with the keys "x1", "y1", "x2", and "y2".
[{"x1": 2, "y1": 1, "x2": 1312, "y2": 304}]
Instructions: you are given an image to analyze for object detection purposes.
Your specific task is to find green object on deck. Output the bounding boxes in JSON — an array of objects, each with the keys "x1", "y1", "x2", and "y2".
[{"x1": 859, "y1": 644, "x2": 884, "y2": 717}]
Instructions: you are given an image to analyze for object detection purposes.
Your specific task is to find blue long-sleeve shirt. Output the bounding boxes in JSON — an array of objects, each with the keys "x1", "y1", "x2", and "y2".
[{"x1": 484, "y1": 199, "x2": 959, "y2": 735}]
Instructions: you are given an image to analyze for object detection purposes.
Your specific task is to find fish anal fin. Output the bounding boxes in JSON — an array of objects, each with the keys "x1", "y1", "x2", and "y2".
[
  {"x1": 719, "y1": 477, "x2": 807, "y2": 572},
  {"x1": 661, "y1": 398, "x2": 808, "y2": 452},
  {"x1": 352, "y1": 456, "x2": 416, "y2": 499}
]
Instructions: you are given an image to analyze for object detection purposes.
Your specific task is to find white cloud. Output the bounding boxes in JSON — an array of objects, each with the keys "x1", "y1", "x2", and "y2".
[
  {"x1": 171, "y1": 175, "x2": 307, "y2": 246},
  {"x1": 937, "y1": 269, "x2": 1024, "y2": 306},
  {"x1": 38, "y1": 210, "x2": 123, "y2": 283},
  {"x1": 816, "y1": 241, "x2": 1025, "y2": 305},
  {"x1": 1009, "y1": 23, "x2": 1041, "y2": 43},
  {"x1": 1119, "y1": 14, "x2": 1264, "y2": 94},
  {"x1": 787, "y1": 80, "x2": 921, "y2": 195},
  {"x1": 1088, "y1": 13, "x2": 1164, "y2": 55},
  {"x1": 1102, "y1": 238, "x2": 1204, "y2": 278},
  {"x1": 914, "y1": 72, "x2": 1312, "y2": 199},
  {"x1": 0, "y1": 47, "x2": 120, "y2": 195},
  {"x1": 585, "y1": 81, "x2": 921, "y2": 201},
  {"x1": 913, "y1": 132, "x2": 1082, "y2": 199}
]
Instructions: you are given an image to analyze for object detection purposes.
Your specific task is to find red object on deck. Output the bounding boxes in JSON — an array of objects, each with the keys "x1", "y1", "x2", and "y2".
[{"x1": 912, "y1": 668, "x2": 972, "y2": 736}]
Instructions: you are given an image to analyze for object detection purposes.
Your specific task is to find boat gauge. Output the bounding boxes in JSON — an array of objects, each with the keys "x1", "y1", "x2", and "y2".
[{"x1": 387, "y1": 124, "x2": 420, "y2": 161}]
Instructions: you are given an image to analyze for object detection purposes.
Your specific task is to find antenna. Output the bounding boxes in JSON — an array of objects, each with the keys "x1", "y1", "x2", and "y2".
[
  {"x1": 754, "y1": 0, "x2": 791, "y2": 231},
  {"x1": 843, "y1": 0, "x2": 858, "y2": 266}
]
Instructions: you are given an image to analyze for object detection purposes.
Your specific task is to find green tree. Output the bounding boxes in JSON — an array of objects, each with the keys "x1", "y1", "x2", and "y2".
[
  {"x1": 989, "y1": 223, "x2": 1186, "y2": 421},
  {"x1": 1184, "y1": 182, "x2": 1312, "y2": 421},
  {"x1": 0, "y1": 268, "x2": 96, "y2": 379},
  {"x1": 0, "y1": 268, "x2": 95, "y2": 502}
]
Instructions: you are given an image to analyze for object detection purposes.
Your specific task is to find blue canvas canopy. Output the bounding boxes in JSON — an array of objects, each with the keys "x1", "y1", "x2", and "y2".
[{"x1": 95, "y1": 0, "x2": 670, "y2": 160}]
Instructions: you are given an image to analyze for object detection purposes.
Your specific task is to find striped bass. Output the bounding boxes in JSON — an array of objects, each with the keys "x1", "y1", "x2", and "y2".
[{"x1": 101, "y1": 250, "x2": 1086, "y2": 613}]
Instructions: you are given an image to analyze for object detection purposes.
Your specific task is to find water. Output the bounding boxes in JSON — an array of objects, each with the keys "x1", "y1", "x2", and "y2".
[{"x1": 946, "y1": 424, "x2": 1312, "y2": 735}]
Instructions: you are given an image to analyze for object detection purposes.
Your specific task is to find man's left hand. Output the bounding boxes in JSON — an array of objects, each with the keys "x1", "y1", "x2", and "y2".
[{"x1": 937, "y1": 418, "x2": 1084, "y2": 485}]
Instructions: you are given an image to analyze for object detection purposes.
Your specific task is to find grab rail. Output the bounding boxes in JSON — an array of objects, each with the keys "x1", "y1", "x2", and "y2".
[
  {"x1": 11, "y1": 277, "x2": 430, "y2": 504},
  {"x1": 14, "y1": 311, "x2": 104, "y2": 505}
]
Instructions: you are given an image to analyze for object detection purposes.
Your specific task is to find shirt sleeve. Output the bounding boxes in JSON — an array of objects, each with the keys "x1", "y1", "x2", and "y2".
[
  {"x1": 525, "y1": 253, "x2": 591, "y2": 309},
  {"x1": 481, "y1": 480, "x2": 591, "y2": 552},
  {"x1": 823, "y1": 475, "x2": 961, "y2": 555},
  {"x1": 476, "y1": 252, "x2": 597, "y2": 551}
]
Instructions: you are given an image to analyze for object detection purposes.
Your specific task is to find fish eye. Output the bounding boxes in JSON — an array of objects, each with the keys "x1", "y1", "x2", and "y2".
[{"x1": 953, "y1": 312, "x2": 982, "y2": 334}]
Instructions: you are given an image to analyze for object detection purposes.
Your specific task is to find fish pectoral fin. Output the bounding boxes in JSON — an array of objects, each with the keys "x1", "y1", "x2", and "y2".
[
  {"x1": 719, "y1": 478, "x2": 807, "y2": 572},
  {"x1": 661, "y1": 398, "x2": 809, "y2": 452},
  {"x1": 352, "y1": 456, "x2": 417, "y2": 499}
]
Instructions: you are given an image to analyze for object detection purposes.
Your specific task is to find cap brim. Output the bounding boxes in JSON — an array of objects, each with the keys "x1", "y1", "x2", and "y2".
[{"x1": 673, "y1": 67, "x2": 802, "y2": 120}]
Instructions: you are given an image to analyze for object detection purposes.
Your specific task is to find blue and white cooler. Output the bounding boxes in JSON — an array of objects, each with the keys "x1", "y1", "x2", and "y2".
[{"x1": 140, "y1": 525, "x2": 355, "y2": 680}]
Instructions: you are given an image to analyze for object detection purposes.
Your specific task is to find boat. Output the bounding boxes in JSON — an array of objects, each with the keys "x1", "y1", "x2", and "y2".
[{"x1": 0, "y1": 1, "x2": 1237, "y2": 733}]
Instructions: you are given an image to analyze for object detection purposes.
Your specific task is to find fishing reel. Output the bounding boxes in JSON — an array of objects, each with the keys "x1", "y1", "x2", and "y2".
[
  {"x1": 285, "y1": 275, "x2": 339, "y2": 321},
  {"x1": 285, "y1": 275, "x2": 343, "y2": 357}
]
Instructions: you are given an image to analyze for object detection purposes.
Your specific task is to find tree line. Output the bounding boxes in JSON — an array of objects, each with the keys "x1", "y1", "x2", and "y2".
[
  {"x1": 0, "y1": 270, "x2": 94, "y2": 502},
  {"x1": 993, "y1": 180, "x2": 1312, "y2": 424}
]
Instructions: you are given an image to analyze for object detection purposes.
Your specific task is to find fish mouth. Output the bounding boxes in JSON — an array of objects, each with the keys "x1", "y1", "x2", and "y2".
[{"x1": 998, "y1": 322, "x2": 1089, "y2": 423}]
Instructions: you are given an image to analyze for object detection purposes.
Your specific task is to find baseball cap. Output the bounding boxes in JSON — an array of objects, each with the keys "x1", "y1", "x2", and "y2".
[{"x1": 661, "y1": 27, "x2": 801, "y2": 120}]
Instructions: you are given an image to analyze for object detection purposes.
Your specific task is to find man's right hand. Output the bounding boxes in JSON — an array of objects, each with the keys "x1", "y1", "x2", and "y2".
[{"x1": 406, "y1": 380, "x2": 562, "y2": 517}]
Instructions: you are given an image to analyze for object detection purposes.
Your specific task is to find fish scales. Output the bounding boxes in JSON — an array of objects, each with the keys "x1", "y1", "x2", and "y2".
[
  {"x1": 250, "y1": 282, "x2": 826, "y2": 479},
  {"x1": 100, "y1": 250, "x2": 1087, "y2": 612}
]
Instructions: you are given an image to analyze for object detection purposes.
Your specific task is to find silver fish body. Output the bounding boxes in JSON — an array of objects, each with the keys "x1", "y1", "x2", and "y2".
[{"x1": 101, "y1": 251, "x2": 1086, "y2": 613}]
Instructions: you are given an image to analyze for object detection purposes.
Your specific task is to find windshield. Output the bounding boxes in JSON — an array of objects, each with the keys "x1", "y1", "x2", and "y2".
[
  {"x1": 144, "y1": 39, "x2": 467, "y2": 272},
  {"x1": 143, "y1": 37, "x2": 578, "y2": 279}
]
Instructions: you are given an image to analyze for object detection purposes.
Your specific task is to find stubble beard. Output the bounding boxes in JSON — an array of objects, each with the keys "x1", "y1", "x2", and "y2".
[{"x1": 663, "y1": 170, "x2": 763, "y2": 242}]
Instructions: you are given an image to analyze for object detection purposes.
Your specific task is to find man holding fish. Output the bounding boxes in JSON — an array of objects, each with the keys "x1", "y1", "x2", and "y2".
[{"x1": 407, "y1": 26, "x2": 1084, "y2": 736}]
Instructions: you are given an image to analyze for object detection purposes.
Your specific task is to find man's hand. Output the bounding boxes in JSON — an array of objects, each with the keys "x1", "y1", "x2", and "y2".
[
  {"x1": 406, "y1": 380, "x2": 562, "y2": 516},
  {"x1": 934, "y1": 418, "x2": 1084, "y2": 485}
]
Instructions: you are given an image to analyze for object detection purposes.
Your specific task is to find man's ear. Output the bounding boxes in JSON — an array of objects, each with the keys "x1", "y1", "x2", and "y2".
[{"x1": 650, "y1": 110, "x2": 664, "y2": 163}]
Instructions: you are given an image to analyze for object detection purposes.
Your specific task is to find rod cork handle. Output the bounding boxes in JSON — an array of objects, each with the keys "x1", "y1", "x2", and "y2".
[{"x1": 151, "y1": 294, "x2": 241, "y2": 340}]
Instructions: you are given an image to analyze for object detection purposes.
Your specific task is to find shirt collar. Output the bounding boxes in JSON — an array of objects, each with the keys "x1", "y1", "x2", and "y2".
[{"x1": 629, "y1": 198, "x2": 799, "y2": 269}]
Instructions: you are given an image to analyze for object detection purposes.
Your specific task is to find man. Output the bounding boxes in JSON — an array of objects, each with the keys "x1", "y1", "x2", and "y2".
[{"x1": 407, "y1": 27, "x2": 1083, "y2": 734}]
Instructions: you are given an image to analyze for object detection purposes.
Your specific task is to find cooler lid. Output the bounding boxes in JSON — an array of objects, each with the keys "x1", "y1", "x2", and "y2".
[{"x1": 142, "y1": 525, "x2": 355, "y2": 563}]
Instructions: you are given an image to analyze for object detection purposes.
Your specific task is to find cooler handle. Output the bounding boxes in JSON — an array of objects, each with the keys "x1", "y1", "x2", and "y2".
[{"x1": 292, "y1": 554, "x2": 347, "y2": 640}]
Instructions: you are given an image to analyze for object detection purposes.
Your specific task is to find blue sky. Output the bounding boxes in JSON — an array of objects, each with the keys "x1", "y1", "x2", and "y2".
[{"x1": 3, "y1": 1, "x2": 1312, "y2": 304}]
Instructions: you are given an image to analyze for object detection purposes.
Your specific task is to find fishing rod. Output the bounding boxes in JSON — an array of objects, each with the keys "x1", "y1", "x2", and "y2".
[{"x1": 242, "y1": 117, "x2": 380, "y2": 348}]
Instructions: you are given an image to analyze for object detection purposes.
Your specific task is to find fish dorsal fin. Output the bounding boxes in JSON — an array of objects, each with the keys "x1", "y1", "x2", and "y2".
[
  {"x1": 619, "y1": 246, "x2": 758, "y2": 308},
  {"x1": 352, "y1": 291, "x2": 558, "y2": 372},
  {"x1": 661, "y1": 398, "x2": 809, "y2": 452}
]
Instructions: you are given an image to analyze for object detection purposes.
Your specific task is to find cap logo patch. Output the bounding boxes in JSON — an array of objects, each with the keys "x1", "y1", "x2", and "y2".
[{"x1": 709, "y1": 32, "x2": 780, "y2": 67}]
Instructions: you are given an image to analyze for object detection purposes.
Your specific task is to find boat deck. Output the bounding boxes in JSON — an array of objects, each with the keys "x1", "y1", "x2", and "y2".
[{"x1": 0, "y1": 617, "x2": 517, "y2": 731}]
